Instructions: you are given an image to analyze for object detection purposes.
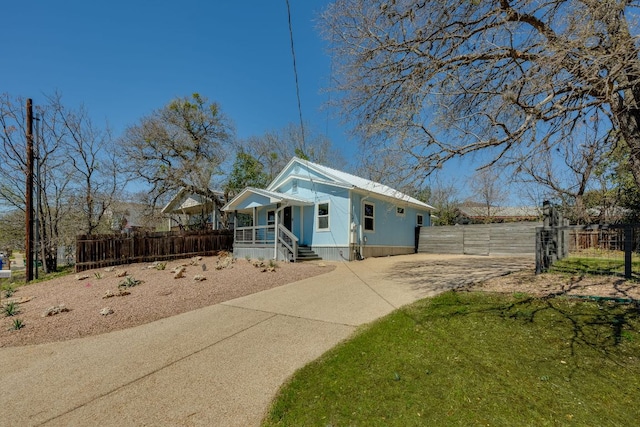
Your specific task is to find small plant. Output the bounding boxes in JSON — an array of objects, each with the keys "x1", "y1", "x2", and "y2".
[
  {"x1": 2, "y1": 284, "x2": 15, "y2": 298},
  {"x1": 2, "y1": 301, "x2": 20, "y2": 317},
  {"x1": 155, "y1": 262, "x2": 167, "y2": 271},
  {"x1": 9, "y1": 318, "x2": 24, "y2": 331},
  {"x1": 94, "y1": 272, "x2": 103, "y2": 279},
  {"x1": 268, "y1": 259, "x2": 278, "y2": 269},
  {"x1": 118, "y1": 276, "x2": 142, "y2": 289},
  {"x1": 258, "y1": 256, "x2": 265, "y2": 262},
  {"x1": 245, "y1": 255, "x2": 252, "y2": 262}
]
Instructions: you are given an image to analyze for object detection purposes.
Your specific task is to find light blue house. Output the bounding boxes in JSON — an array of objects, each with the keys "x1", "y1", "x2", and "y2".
[{"x1": 222, "y1": 157, "x2": 434, "y2": 261}]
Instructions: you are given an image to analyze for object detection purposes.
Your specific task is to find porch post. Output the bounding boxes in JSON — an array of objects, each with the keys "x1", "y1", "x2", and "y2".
[{"x1": 274, "y1": 209, "x2": 279, "y2": 260}]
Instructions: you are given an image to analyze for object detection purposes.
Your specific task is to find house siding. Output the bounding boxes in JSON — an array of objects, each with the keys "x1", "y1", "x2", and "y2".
[
  {"x1": 274, "y1": 178, "x2": 351, "y2": 248},
  {"x1": 351, "y1": 193, "x2": 431, "y2": 255}
]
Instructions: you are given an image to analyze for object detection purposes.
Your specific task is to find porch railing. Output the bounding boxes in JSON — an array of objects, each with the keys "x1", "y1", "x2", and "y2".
[
  {"x1": 234, "y1": 225, "x2": 275, "y2": 244},
  {"x1": 278, "y1": 224, "x2": 298, "y2": 261},
  {"x1": 233, "y1": 224, "x2": 298, "y2": 261}
]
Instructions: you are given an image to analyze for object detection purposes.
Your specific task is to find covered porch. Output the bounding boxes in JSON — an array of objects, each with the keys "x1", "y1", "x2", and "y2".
[{"x1": 223, "y1": 188, "x2": 317, "y2": 262}]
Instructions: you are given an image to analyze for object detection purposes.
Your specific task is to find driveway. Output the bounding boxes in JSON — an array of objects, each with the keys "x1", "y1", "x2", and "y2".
[{"x1": 0, "y1": 254, "x2": 533, "y2": 426}]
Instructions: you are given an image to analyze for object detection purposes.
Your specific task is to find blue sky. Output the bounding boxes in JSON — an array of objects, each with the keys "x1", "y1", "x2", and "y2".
[
  {"x1": 2, "y1": 1, "x2": 348, "y2": 151},
  {"x1": 2, "y1": 0, "x2": 523, "y2": 204}
]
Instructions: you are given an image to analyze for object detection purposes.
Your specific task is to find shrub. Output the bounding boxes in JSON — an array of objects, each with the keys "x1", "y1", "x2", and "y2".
[
  {"x1": 2, "y1": 301, "x2": 20, "y2": 317},
  {"x1": 2, "y1": 284, "x2": 15, "y2": 298},
  {"x1": 10, "y1": 318, "x2": 24, "y2": 331},
  {"x1": 118, "y1": 276, "x2": 142, "y2": 289}
]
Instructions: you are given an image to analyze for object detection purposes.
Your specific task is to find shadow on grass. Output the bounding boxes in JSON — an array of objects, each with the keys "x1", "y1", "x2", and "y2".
[{"x1": 419, "y1": 289, "x2": 640, "y2": 366}]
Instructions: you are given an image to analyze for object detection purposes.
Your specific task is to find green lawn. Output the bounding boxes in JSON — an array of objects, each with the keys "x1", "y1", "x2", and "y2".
[
  {"x1": 551, "y1": 253, "x2": 640, "y2": 279},
  {"x1": 264, "y1": 291, "x2": 640, "y2": 426}
]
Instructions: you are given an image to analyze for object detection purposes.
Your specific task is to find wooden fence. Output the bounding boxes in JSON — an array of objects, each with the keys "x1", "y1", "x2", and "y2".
[
  {"x1": 75, "y1": 230, "x2": 234, "y2": 272},
  {"x1": 418, "y1": 222, "x2": 541, "y2": 255}
]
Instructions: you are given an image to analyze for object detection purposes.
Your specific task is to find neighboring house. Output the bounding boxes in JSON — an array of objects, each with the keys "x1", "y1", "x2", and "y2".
[
  {"x1": 161, "y1": 188, "x2": 226, "y2": 231},
  {"x1": 222, "y1": 157, "x2": 434, "y2": 261},
  {"x1": 107, "y1": 202, "x2": 157, "y2": 234},
  {"x1": 457, "y1": 204, "x2": 541, "y2": 224}
]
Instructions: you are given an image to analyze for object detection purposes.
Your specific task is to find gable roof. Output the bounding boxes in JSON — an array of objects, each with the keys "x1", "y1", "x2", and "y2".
[
  {"x1": 269, "y1": 157, "x2": 434, "y2": 210},
  {"x1": 221, "y1": 187, "x2": 314, "y2": 211},
  {"x1": 161, "y1": 187, "x2": 224, "y2": 214}
]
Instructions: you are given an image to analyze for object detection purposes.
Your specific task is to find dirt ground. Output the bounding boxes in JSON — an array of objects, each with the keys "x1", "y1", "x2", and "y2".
[
  {"x1": 385, "y1": 255, "x2": 640, "y2": 301},
  {"x1": 0, "y1": 255, "x2": 334, "y2": 348},
  {"x1": 2, "y1": 254, "x2": 638, "y2": 348}
]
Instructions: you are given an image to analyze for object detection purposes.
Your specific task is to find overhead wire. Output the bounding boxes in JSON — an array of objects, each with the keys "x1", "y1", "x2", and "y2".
[{"x1": 285, "y1": 0, "x2": 307, "y2": 153}]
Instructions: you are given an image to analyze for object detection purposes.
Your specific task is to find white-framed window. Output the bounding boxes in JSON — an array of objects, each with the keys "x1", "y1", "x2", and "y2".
[
  {"x1": 363, "y1": 202, "x2": 375, "y2": 231},
  {"x1": 396, "y1": 206, "x2": 406, "y2": 217},
  {"x1": 317, "y1": 201, "x2": 330, "y2": 230},
  {"x1": 267, "y1": 210, "x2": 275, "y2": 226},
  {"x1": 417, "y1": 213, "x2": 424, "y2": 226}
]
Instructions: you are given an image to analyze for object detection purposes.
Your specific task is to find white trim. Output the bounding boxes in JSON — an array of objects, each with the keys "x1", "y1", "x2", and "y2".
[
  {"x1": 316, "y1": 200, "x2": 330, "y2": 232},
  {"x1": 363, "y1": 201, "x2": 375, "y2": 232}
]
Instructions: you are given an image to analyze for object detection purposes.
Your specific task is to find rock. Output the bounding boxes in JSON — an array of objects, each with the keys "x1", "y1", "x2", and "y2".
[
  {"x1": 173, "y1": 266, "x2": 186, "y2": 279},
  {"x1": 103, "y1": 290, "x2": 115, "y2": 299},
  {"x1": 42, "y1": 304, "x2": 69, "y2": 317},
  {"x1": 104, "y1": 266, "x2": 115, "y2": 272},
  {"x1": 216, "y1": 257, "x2": 233, "y2": 270},
  {"x1": 75, "y1": 274, "x2": 90, "y2": 280},
  {"x1": 117, "y1": 288, "x2": 131, "y2": 296},
  {"x1": 201, "y1": 263, "x2": 207, "y2": 271},
  {"x1": 100, "y1": 307, "x2": 114, "y2": 316},
  {"x1": 6, "y1": 296, "x2": 32, "y2": 304},
  {"x1": 115, "y1": 270, "x2": 127, "y2": 277},
  {"x1": 193, "y1": 274, "x2": 206, "y2": 282}
]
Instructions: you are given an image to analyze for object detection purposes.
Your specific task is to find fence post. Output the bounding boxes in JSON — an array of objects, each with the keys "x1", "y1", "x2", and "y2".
[{"x1": 624, "y1": 225, "x2": 633, "y2": 279}]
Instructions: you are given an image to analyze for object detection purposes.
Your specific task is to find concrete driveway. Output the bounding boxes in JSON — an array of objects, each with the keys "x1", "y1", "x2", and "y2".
[{"x1": 0, "y1": 254, "x2": 533, "y2": 426}]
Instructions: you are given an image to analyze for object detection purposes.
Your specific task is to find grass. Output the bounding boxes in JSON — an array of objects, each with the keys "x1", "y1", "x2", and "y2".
[
  {"x1": 3, "y1": 265, "x2": 74, "y2": 287},
  {"x1": 264, "y1": 291, "x2": 640, "y2": 426},
  {"x1": 551, "y1": 253, "x2": 640, "y2": 278}
]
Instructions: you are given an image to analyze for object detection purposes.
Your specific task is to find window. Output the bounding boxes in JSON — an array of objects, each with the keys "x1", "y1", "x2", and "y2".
[
  {"x1": 417, "y1": 213, "x2": 424, "y2": 226},
  {"x1": 267, "y1": 210, "x2": 275, "y2": 226},
  {"x1": 396, "y1": 206, "x2": 405, "y2": 216},
  {"x1": 364, "y1": 202, "x2": 375, "y2": 231},
  {"x1": 317, "y1": 202, "x2": 329, "y2": 230}
]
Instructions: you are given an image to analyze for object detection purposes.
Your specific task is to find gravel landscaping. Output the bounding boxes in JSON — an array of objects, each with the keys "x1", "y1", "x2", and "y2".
[{"x1": 0, "y1": 254, "x2": 334, "y2": 347}]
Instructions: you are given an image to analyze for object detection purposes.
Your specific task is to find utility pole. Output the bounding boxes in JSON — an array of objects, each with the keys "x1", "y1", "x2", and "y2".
[{"x1": 26, "y1": 99, "x2": 34, "y2": 282}]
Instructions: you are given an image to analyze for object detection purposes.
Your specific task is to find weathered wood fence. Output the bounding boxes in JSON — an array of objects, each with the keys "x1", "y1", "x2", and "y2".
[
  {"x1": 418, "y1": 222, "x2": 541, "y2": 255},
  {"x1": 75, "y1": 230, "x2": 234, "y2": 272}
]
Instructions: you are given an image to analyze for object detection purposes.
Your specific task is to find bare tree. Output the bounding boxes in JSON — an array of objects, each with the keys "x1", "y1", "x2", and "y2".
[
  {"x1": 239, "y1": 123, "x2": 346, "y2": 181},
  {"x1": 51, "y1": 96, "x2": 127, "y2": 235},
  {"x1": 0, "y1": 93, "x2": 74, "y2": 272},
  {"x1": 321, "y1": 1, "x2": 640, "y2": 188},
  {"x1": 517, "y1": 120, "x2": 610, "y2": 223},
  {"x1": 119, "y1": 93, "x2": 234, "y2": 207},
  {"x1": 468, "y1": 168, "x2": 510, "y2": 222}
]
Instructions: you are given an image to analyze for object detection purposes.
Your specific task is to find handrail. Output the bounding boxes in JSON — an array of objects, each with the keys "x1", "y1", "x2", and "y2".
[{"x1": 278, "y1": 224, "x2": 298, "y2": 261}]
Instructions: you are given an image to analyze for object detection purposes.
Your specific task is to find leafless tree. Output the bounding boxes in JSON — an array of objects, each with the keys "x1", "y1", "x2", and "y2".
[
  {"x1": 51, "y1": 96, "x2": 127, "y2": 236},
  {"x1": 321, "y1": 1, "x2": 640, "y2": 188},
  {"x1": 468, "y1": 168, "x2": 510, "y2": 222},
  {"x1": 239, "y1": 123, "x2": 346, "y2": 181},
  {"x1": 516, "y1": 119, "x2": 610, "y2": 223},
  {"x1": 0, "y1": 93, "x2": 73, "y2": 272},
  {"x1": 119, "y1": 93, "x2": 234, "y2": 207}
]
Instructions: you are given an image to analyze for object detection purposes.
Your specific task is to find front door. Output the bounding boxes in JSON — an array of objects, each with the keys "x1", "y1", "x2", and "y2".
[{"x1": 283, "y1": 206, "x2": 292, "y2": 231}]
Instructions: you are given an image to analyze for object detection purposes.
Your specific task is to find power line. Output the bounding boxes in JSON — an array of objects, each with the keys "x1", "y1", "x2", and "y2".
[{"x1": 285, "y1": 0, "x2": 306, "y2": 153}]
